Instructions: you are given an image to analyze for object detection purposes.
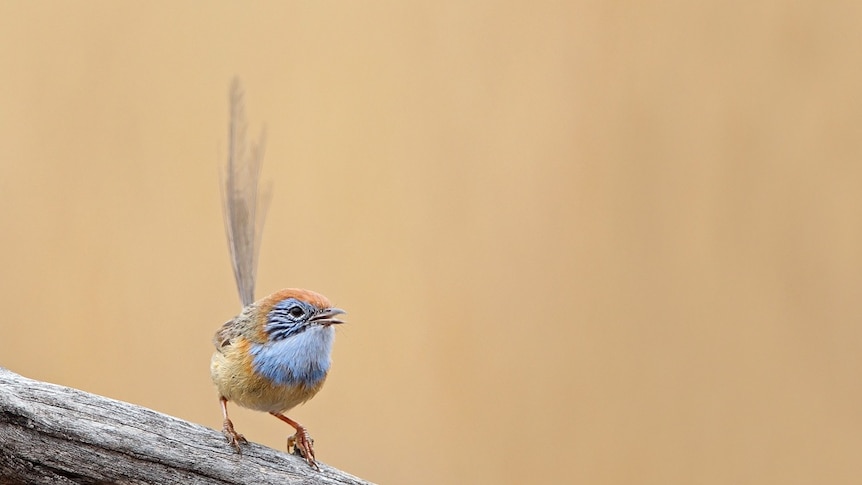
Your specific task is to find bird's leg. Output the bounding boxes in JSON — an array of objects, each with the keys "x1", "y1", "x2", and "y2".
[
  {"x1": 220, "y1": 396, "x2": 248, "y2": 453},
  {"x1": 269, "y1": 412, "x2": 319, "y2": 471}
]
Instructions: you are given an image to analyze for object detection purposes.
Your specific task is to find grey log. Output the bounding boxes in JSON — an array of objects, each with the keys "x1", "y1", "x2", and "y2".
[{"x1": 0, "y1": 367, "x2": 372, "y2": 484}]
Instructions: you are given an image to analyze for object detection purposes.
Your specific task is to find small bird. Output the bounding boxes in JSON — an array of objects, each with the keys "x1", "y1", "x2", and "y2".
[{"x1": 210, "y1": 79, "x2": 345, "y2": 471}]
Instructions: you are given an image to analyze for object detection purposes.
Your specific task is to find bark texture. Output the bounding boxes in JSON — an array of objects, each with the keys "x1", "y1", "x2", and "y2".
[{"x1": 0, "y1": 367, "x2": 371, "y2": 485}]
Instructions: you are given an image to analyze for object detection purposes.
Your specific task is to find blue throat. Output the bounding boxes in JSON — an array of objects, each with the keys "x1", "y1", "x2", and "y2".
[{"x1": 249, "y1": 325, "x2": 334, "y2": 387}]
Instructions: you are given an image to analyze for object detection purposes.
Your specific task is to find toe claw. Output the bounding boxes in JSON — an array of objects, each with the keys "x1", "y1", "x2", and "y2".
[
  {"x1": 288, "y1": 430, "x2": 319, "y2": 471},
  {"x1": 222, "y1": 419, "x2": 247, "y2": 454},
  {"x1": 270, "y1": 413, "x2": 321, "y2": 471}
]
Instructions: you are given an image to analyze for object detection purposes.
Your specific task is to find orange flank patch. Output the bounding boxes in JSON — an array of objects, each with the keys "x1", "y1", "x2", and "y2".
[{"x1": 233, "y1": 336, "x2": 256, "y2": 375}]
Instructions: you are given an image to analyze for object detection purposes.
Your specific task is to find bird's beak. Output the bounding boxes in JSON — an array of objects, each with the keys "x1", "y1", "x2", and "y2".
[{"x1": 310, "y1": 307, "x2": 346, "y2": 326}]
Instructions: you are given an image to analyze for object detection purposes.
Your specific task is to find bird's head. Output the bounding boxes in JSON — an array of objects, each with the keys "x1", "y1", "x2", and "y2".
[{"x1": 257, "y1": 288, "x2": 346, "y2": 342}]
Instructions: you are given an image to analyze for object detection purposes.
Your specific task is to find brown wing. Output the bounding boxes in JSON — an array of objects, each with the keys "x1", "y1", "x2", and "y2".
[{"x1": 213, "y1": 317, "x2": 242, "y2": 350}]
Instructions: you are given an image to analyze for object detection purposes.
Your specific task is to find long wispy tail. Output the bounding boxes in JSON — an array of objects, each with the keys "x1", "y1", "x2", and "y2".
[{"x1": 220, "y1": 78, "x2": 271, "y2": 308}]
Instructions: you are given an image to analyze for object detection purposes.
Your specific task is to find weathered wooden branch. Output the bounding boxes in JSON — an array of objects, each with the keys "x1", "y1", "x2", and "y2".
[{"x1": 0, "y1": 367, "x2": 372, "y2": 484}]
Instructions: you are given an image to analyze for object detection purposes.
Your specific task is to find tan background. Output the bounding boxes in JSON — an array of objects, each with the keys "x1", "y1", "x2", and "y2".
[{"x1": 1, "y1": 2, "x2": 861, "y2": 484}]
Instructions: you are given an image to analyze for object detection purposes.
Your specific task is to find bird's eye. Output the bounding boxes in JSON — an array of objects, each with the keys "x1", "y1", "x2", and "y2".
[{"x1": 289, "y1": 306, "x2": 305, "y2": 318}]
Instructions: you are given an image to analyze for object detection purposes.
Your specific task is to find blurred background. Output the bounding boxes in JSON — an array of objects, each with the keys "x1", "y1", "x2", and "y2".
[{"x1": 1, "y1": 2, "x2": 861, "y2": 484}]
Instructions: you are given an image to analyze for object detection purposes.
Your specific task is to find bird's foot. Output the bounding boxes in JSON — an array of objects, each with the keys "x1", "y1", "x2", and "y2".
[
  {"x1": 287, "y1": 428, "x2": 318, "y2": 471},
  {"x1": 222, "y1": 418, "x2": 248, "y2": 454}
]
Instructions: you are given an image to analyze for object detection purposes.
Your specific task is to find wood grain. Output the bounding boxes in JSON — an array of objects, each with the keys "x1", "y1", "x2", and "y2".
[{"x1": 0, "y1": 367, "x2": 371, "y2": 485}]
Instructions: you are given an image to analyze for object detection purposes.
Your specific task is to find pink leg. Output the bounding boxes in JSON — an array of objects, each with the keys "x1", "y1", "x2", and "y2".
[
  {"x1": 220, "y1": 396, "x2": 248, "y2": 453},
  {"x1": 270, "y1": 412, "x2": 319, "y2": 471}
]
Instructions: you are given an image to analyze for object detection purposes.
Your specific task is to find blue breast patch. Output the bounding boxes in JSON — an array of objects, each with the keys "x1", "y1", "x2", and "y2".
[{"x1": 249, "y1": 325, "x2": 335, "y2": 387}]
